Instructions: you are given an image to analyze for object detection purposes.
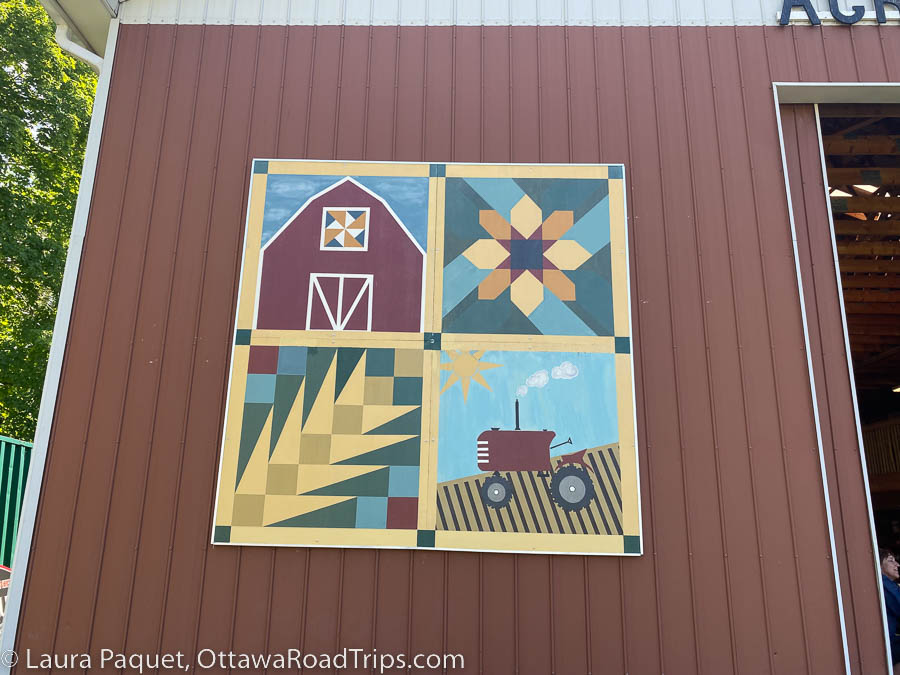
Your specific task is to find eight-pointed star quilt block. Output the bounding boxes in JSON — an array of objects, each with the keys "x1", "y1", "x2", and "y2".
[{"x1": 442, "y1": 177, "x2": 615, "y2": 336}]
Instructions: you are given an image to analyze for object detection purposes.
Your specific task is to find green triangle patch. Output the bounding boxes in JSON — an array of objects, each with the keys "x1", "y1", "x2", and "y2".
[
  {"x1": 269, "y1": 498, "x2": 357, "y2": 528},
  {"x1": 236, "y1": 402, "x2": 272, "y2": 488},
  {"x1": 302, "y1": 347, "x2": 336, "y2": 426},
  {"x1": 304, "y1": 467, "x2": 390, "y2": 497},
  {"x1": 335, "y1": 348, "x2": 364, "y2": 401},
  {"x1": 336, "y1": 437, "x2": 420, "y2": 466},
  {"x1": 365, "y1": 407, "x2": 422, "y2": 436},
  {"x1": 271, "y1": 374, "x2": 303, "y2": 456}
]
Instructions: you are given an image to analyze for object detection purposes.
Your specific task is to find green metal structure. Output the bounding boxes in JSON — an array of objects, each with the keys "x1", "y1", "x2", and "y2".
[{"x1": 0, "y1": 436, "x2": 31, "y2": 568}]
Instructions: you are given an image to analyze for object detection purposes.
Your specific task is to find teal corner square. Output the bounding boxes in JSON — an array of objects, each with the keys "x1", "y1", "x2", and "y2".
[
  {"x1": 429, "y1": 164, "x2": 446, "y2": 177},
  {"x1": 615, "y1": 337, "x2": 631, "y2": 354},
  {"x1": 213, "y1": 526, "x2": 231, "y2": 543},
  {"x1": 366, "y1": 348, "x2": 395, "y2": 376},
  {"x1": 424, "y1": 333, "x2": 441, "y2": 350},
  {"x1": 624, "y1": 535, "x2": 641, "y2": 554},
  {"x1": 393, "y1": 377, "x2": 422, "y2": 405},
  {"x1": 609, "y1": 165, "x2": 623, "y2": 179},
  {"x1": 417, "y1": 530, "x2": 435, "y2": 547},
  {"x1": 235, "y1": 329, "x2": 251, "y2": 345},
  {"x1": 253, "y1": 159, "x2": 268, "y2": 174}
]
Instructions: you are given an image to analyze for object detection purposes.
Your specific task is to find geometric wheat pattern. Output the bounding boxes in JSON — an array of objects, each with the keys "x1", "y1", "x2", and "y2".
[{"x1": 231, "y1": 346, "x2": 423, "y2": 530}]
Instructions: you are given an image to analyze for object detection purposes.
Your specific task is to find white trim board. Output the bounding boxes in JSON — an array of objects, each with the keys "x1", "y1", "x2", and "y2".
[
  {"x1": 773, "y1": 81, "x2": 900, "y2": 675},
  {"x1": 117, "y1": 0, "x2": 891, "y2": 27},
  {"x1": 773, "y1": 83, "x2": 851, "y2": 675},
  {"x1": 776, "y1": 83, "x2": 900, "y2": 105},
  {"x1": 0, "y1": 20, "x2": 120, "y2": 673}
]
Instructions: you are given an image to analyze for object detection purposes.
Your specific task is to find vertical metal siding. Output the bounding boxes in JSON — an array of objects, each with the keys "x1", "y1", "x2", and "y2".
[
  {"x1": 13, "y1": 24, "x2": 893, "y2": 674},
  {"x1": 782, "y1": 103, "x2": 887, "y2": 674}
]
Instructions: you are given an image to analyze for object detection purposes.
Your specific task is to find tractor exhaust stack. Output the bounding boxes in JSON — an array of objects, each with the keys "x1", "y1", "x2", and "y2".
[{"x1": 515, "y1": 399, "x2": 521, "y2": 431}]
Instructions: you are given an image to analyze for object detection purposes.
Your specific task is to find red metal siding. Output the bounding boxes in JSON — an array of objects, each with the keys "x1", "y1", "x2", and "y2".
[
  {"x1": 14, "y1": 24, "x2": 892, "y2": 673},
  {"x1": 781, "y1": 103, "x2": 887, "y2": 674}
]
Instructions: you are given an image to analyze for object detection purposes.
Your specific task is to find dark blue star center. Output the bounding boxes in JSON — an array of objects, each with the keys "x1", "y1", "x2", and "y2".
[{"x1": 509, "y1": 239, "x2": 543, "y2": 270}]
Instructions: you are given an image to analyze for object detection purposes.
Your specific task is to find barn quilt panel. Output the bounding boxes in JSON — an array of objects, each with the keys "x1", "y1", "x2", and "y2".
[{"x1": 213, "y1": 161, "x2": 641, "y2": 555}]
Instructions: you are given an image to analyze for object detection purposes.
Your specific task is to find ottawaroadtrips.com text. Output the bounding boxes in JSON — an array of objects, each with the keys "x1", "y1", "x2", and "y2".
[{"x1": 15, "y1": 648, "x2": 465, "y2": 672}]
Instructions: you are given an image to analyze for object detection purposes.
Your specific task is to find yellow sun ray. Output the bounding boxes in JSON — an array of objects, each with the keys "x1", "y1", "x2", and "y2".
[
  {"x1": 472, "y1": 372, "x2": 492, "y2": 390},
  {"x1": 439, "y1": 350, "x2": 502, "y2": 402}
]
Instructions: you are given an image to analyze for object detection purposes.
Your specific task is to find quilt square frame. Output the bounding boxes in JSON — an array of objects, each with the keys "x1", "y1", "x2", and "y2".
[{"x1": 212, "y1": 160, "x2": 641, "y2": 555}]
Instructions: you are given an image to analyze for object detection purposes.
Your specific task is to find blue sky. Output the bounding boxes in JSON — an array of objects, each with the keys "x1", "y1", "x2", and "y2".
[{"x1": 437, "y1": 350, "x2": 619, "y2": 483}]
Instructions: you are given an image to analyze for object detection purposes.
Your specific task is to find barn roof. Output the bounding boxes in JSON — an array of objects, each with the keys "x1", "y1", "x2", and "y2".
[{"x1": 261, "y1": 175, "x2": 425, "y2": 256}]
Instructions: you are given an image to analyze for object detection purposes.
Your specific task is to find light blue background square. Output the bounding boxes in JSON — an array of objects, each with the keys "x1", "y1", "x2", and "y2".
[
  {"x1": 277, "y1": 346, "x2": 307, "y2": 375},
  {"x1": 355, "y1": 496, "x2": 388, "y2": 529},
  {"x1": 388, "y1": 466, "x2": 420, "y2": 497},
  {"x1": 245, "y1": 374, "x2": 276, "y2": 403}
]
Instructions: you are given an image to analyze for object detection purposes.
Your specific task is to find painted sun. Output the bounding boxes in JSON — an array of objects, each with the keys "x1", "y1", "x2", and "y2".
[{"x1": 439, "y1": 350, "x2": 502, "y2": 402}]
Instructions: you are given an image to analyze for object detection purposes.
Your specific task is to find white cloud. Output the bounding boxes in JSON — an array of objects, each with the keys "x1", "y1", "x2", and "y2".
[
  {"x1": 551, "y1": 361, "x2": 579, "y2": 380},
  {"x1": 525, "y1": 370, "x2": 549, "y2": 388},
  {"x1": 517, "y1": 363, "x2": 577, "y2": 399}
]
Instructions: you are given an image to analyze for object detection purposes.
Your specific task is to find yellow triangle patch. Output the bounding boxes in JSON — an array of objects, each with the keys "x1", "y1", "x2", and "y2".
[
  {"x1": 301, "y1": 354, "x2": 337, "y2": 434},
  {"x1": 295, "y1": 464, "x2": 384, "y2": 495},
  {"x1": 361, "y1": 405, "x2": 419, "y2": 434},
  {"x1": 236, "y1": 408, "x2": 272, "y2": 495},
  {"x1": 262, "y1": 495, "x2": 353, "y2": 526},
  {"x1": 329, "y1": 434, "x2": 416, "y2": 464},
  {"x1": 269, "y1": 378, "x2": 305, "y2": 465},
  {"x1": 335, "y1": 352, "x2": 366, "y2": 406}
]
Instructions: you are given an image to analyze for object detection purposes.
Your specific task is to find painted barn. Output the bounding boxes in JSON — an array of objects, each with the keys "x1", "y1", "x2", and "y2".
[
  {"x1": 256, "y1": 177, "x2": 424, "y2": 332},
  {"x1": 8, "y1": 0, "x2": 900, "y2": 673}
]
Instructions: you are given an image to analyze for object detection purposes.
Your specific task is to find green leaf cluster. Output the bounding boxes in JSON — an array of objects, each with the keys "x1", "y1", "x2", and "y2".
[{"x1": 0, "y1": 0, "x2": 96, "y2": 441}]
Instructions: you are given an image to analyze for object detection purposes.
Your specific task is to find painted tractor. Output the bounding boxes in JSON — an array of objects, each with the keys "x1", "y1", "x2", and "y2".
[{"x1": 477, "y1": 400, "x2": 596, "y2": 512}]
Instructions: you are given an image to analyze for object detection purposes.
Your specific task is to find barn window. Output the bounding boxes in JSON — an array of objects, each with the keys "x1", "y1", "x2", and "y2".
[{"x1": 320, "y1": 207, "x2": 370, "y2": 251}]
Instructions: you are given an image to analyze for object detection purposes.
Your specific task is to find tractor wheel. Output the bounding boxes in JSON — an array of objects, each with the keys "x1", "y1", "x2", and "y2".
[
  {"x1": 549, "y1": 464, "x2": 595, "y2": 511},
  {"x1": 480, "y1": 473, "x2": 513, "y2": 509}
]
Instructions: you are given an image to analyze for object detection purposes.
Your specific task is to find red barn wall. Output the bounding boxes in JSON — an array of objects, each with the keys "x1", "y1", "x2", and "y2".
[
  {"x1": 781, "y1": 102, "x2": 889, "y2": 673},
  {"x1": 13, "y1": 23, "x2": 896, "y2": 674}
]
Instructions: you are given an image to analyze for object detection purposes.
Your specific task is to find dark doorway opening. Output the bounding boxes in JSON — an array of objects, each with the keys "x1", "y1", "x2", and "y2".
[{"x1": 820, "y1": 104, "x2": 900, "y2": 551}]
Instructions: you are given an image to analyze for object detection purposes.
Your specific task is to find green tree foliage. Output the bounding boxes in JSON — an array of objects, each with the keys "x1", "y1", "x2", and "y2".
[{"x1": 0, "y1": 0, "x2": 96, "y2": 441}]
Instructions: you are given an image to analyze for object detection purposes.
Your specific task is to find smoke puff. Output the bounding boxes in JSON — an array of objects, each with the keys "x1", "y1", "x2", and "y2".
[
  {"x1": 525, "y1": 370, "x2": 549, "y2": 388},
  {"x1": 516, "y1": 385, "x2": 528, "y2": 397},
  {"x1": 551, "y1": 361, "x2": 579, "y2": 380}
]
